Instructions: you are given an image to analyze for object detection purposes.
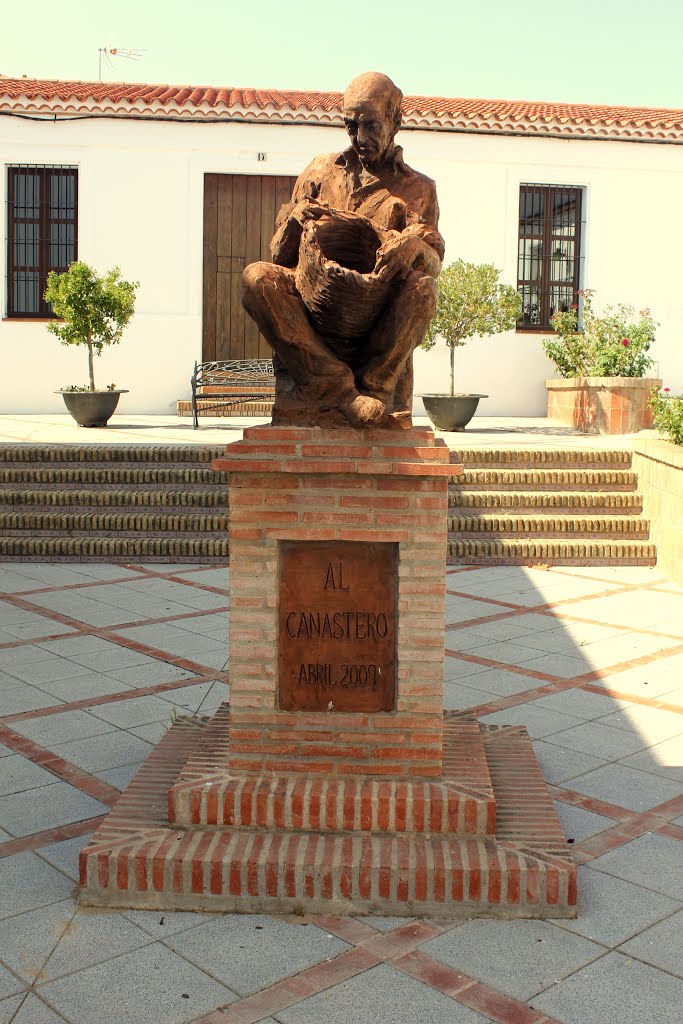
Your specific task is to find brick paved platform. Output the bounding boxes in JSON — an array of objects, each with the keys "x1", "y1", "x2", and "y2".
[{"x1": 79, "y1": 709, "x2": 576, "y2": 918}]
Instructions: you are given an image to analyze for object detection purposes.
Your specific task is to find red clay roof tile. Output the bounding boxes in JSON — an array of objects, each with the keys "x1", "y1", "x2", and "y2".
[{"x1": 1, "y1": 77, "x2": 681, "y2": 138}]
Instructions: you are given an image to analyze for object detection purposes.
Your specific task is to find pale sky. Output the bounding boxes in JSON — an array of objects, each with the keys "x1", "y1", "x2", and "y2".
[{"x1": 1, "y1": 0, "x2": 682, "y2": 110}]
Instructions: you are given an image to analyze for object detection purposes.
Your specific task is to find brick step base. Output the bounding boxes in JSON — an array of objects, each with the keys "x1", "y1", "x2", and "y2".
[
  {"x1": 452, "y1": 469, "x2": 637, "y2": 489},
  {"x1": 0, "y1": 512, "x2": 228, "y2": 533},
  {"x1": 448, "y1": 490, "x2": 643, "y2": 513},
  {"x1": 448, "y1": 514, "x2": 650, "y2": 537},
  {"x1": 448, "y1": 538, "x2": 657, "y2": 564},
  {"x1": 449, "y1": 448, "x2": 632, "y2": 468},
  {"x1": 0, "y1": 443, "x2": 656, "y2": 569},
  {"x1": 0, "y1": 535, "x2": 229, "y2": 561},
  {"x1": 80, "y1": 712, "x2": 576, "y2": 919},
  {"x1": 169, "y1": 707, "x2": 496, "y2": 836},
  {"x1": 0, "y1": 445, "x2": 225, "y2": 465},
  {"x1": 0, "y1": 491, "x2": 230, "y2": 510},
  {"x1": 0, "y1": 466, "x2": 227, "y2": 487},
  {"x1": 176, "y1": 399, "x2": 274, "y2": 418}
]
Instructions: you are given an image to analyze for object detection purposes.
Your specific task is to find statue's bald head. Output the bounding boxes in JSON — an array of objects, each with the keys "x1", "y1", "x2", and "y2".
[
  {"x1": 339, "y1": 72, "x2": 403, "y2": 168},
  {"x1": 343, "y1": 72, "x2": 403, "y2": 134}
]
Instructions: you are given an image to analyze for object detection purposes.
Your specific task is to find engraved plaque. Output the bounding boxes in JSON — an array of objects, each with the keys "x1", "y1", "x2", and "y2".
[{"x1": 279, "y1": 540, "x2": 397, "y2": 712}]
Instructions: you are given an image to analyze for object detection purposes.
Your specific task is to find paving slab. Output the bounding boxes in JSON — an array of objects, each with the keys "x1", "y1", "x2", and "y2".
[
  {"x1": 554, "y1": 865, "x2": 682, "y2": 947},
  {"x1": 545, "y1": 721, "x2": 649, "y2": 761},
  {"x1": 32, "y1": 672, "x2": 137, "y2": 703},
  {"x1": 0, "y1": 685, "x2": 64, "y2": 715},
  {"x1": 275, "y1": 962, "x2": 491, "y2": 1024},
  {"x1": 590, "y1": 833, "x2": 683, "y2": 900},
  {"x1": 105, "y1": 663, "x2": 195, "y2": 688},
  {"x1": 419, "y1": 918, "x2": 605, "y2": 1000},
  {"x1": 37, "y1": 942, "x2": 238, "y2": 1024},
  {"x1": 0, "y1": 964, "x2": 24, "y2": 1001},
  {"x1": 0, "y1": 994, "x2": 26, "y2": 1024},
  {"x1": 122, "y1": 909, "x2": 219, "y2": 938},
  {"x1": 480, "y1": 704, "x2": 583, "y2": 738},
  {"x1": 618, "y1": 907, "x2": 683, "y2": 976},
  {"x1": 10, "y1": 709, "x2": 116, "y2": 746},
  {"x1": 5, "y1": 657, "x2": 95, "y2": 685},
  {"x1": 533, "y1": 688, "x2": 634, "y2": 719},
  {"x1": 532, "y1": 950, "x2": 683, "y2": 1024},
  {"x1": 8, "y1": 993, "x2": 68, "y2": 1024},
  {"x1": 448, "y1": 666, "x2": 555, "y2": 696},
  {"x1": 552, "y1": 801, "x2": 617, "y2": 842},
  {"x1": 619, "y1": 736, "x2": 683, "y2": 782},
  {"x1": 87, "y1": 693, "x2": 179, "y2": 729},
  {"x1": 0, "y1": 781, "x2": 109, "y2": 837},
  {"x1": 164, "y1": 913, "x2": 349, "y2": 997},
  {"x1": 37, "y1": 834, "x2": 93, "y2": 882},
  {"x1": 0, "y1": 852, "x2": 75, "y2": 920},
  {"x1": 0, "y1": 898, "x2": 151, "y2": 983},
  {"x1": 96, "y1": 761, "x2": 143, "y2": 788},
  {"x1": 597, "y1": 705, "x2": 683, "y2": 745},
  {"x1": 565, "y1": 763, "x2": 682, "y2": 813},
  {"x1": 51, "y1": 730, "x2": 153, "y2": 774},
  {"x1": 0, "y1": 753, "x2": 59, "y2": 796},
  {"x1": 442, "y1": 681, "x2": 500, "y2": 710}
]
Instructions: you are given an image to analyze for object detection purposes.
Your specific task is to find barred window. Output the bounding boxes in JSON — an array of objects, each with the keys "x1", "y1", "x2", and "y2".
[
  {"x1": 517, "y1": 184, "x2": 583, "y2": 330},
  {"x1": 6, "y1": 165, "x2": 78, "y2": 317}
]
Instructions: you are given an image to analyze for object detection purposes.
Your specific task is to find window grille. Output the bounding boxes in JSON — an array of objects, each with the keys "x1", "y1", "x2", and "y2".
[
  {"x1": 517, "y1": 184, "x2": 584, "y2": 330},
  {"x1": 6, "y1": 165, "x2": 78, "y2": 317}
]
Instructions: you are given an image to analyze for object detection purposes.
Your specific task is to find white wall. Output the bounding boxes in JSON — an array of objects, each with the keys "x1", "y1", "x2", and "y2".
[{"x1": 1, "y1": 114, "x2": 681, "y2": 415}]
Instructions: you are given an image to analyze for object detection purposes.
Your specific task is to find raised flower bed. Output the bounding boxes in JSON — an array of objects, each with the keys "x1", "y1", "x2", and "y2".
[
  {"x1": 543, "y1": 291, "x2": 659, "y2": 434},
  {"x1": 546, "y1": 375, "x2": 660, "y2": 434}
]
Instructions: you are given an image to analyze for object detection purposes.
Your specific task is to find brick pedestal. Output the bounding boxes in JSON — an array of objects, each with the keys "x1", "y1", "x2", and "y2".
[{"x1": 79, "y1": 426, "x2": 576, "y2": 919}]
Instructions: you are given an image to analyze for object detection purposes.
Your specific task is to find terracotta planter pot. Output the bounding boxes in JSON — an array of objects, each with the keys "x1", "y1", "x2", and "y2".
[
  {"x1": 545, "y1": 377, "x2": 661, "y2": 434},
  {"x1": 57, "y1": 389, "x2": 128, "y2": 428},
  {"x1": 422, "y1": 394, "x2": 487, "y2": 431}
]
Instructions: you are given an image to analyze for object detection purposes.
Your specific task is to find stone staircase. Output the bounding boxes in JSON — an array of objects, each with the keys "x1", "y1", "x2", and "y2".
[
  {"x1": 0, "y1": 445, "x2": 228, "y2": 561},
  {"x1": 447, "y1": 448, "x2": 656, "y2": 565},
  {"x1": 0, "y1": 443, "x2": 657, "y2": 566}
]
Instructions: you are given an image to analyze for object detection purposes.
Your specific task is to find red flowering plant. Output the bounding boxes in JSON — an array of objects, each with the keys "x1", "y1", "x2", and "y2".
[
  {"x1": 649, "y1": 385, "x2": 683, "y2": 446},
  {"x1": 543, "y1": 290, "x2": 657, "y2": 378}
]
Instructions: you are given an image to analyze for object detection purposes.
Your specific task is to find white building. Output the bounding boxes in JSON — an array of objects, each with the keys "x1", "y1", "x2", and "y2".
[{"x1": 1, "y1": 77, "x2": 682, "y2": 417}]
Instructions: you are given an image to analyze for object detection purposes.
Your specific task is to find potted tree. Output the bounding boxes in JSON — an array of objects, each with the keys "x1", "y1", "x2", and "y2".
[
  {"x1": 420, "y1": 260, "x2": 522, "y2": 430},
  {"x1": 45, "y1": 261, "x2": 139, "y2": 427},
  {"x1": 543, "y1": 290, "x2": 661, "y2": 433}
]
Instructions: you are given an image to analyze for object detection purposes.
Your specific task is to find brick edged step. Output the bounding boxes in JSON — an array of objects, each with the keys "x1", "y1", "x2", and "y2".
[
  {"x1": 450, "y1": 448, "x2": 632, "y2": 468},
  {"x1": 0, "y1": 536, "x2": 230, "y2": 559},
  {"x1": 449, "y1": 490, "x2": 643, "y2": 513},
  {"x1": 453, "y1": 468, "x2": 638, "y2": 490},
  {"x1": 448, "y1": 538, "x2": 657, "y2": 565},
  {"x1": 448, "y1": 447, "x2": 655, "y2": 566},
  {"x1": 449, "y1": 514, "x2": 651, "y2": 538},
  {"x1": 0, "y1": 444, "x2": 229, "y2": 562}
]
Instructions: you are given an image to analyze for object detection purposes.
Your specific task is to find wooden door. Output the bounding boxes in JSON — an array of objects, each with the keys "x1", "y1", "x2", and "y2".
[{"x1": 202, "y1": 173, "x2": 296, "y2": 362}]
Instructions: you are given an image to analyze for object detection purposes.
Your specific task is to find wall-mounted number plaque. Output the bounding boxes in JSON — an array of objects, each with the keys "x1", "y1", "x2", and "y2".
[{"x1": 279, "y1": 540, "x2": 397, "y2": 712}]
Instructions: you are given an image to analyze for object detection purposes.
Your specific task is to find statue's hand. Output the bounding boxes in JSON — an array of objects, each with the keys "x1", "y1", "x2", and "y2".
[
  {"x1": 374, "y1": 234, "x2": 422, "y2": 281},
  {"x1": 291, "y1": 199, "x2": 328, "y2": 225}
]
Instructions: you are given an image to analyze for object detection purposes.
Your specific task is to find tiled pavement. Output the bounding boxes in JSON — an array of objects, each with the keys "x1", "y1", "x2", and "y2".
[{"x1": 0, "y1": 561, "x2": 681, "y2": 1024}]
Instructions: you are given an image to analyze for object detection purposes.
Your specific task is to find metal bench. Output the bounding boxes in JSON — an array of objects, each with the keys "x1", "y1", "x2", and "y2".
[{"x1": 191, "y1": 359, "x2": 275, "y2": 428}]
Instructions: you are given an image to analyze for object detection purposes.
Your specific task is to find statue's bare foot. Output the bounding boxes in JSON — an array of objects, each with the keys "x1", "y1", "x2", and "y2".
[{"x1": 342, "y1": 394, "x2": 387, "y2": 427}]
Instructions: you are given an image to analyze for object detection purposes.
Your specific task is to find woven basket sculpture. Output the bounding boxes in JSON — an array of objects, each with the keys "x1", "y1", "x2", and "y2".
[{"x1": 295, "y1": 211, "x2": 391, "y2": 338}]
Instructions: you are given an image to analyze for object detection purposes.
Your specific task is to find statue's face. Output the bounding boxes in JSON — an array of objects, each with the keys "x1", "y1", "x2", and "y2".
[{"x1": 342, "y1": 91, "x2": 395, "y2": 170}]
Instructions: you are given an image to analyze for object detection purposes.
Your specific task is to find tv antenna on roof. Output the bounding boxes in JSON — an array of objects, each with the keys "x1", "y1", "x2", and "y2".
[{"x1": 98, "y1": 47, "x2": 146, "y2": 81}]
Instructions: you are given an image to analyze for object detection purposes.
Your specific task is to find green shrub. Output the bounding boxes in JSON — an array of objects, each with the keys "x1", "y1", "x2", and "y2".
[
  {"x1": 543, "y1": 290, "x2": 657, "y2": 378},
  {"x1": 421, "y1": 260, "x2": 522, "y2": 396},
  {"x1": 45, "y1": 261, "x2": 138, "y2": 391},
  {"x1": 650, "y1": 386, "x2": 683, "y2": 446}
]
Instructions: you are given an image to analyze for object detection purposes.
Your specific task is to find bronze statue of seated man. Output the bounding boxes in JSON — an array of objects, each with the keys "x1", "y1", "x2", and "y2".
[{"x1": 241, "y1": 71, "x2": 444, "y2": 429}]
